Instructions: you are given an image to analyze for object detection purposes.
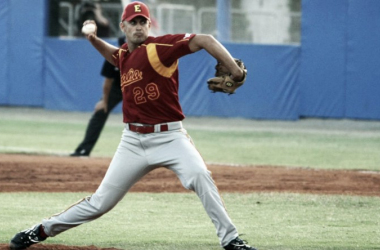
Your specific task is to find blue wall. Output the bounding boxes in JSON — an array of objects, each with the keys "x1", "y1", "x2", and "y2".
[
  {"x1": 299, "y1": 0, "x2": 347, "y2": 118},
  {"x1": 0, "y1": 0, "x2": 9, "y2": 104},
  {"x1": 345, "y1": 0, "x2": 380, "y2": 119},
  {"x1": 180, "y1": 44, "x2": 300, "y2": 120},
  {"x1": 300, "y1": 0, "x2": 380, "y2": 120},
  {"x1": 44, "y1": 38, "x2": 113, "y2": 112},
  {"x1": 1, "y1": 0, "x2": 380, "y2": 120},
  {"x1": 0, "y1": 0, "x2": 47, "y2": 106}
]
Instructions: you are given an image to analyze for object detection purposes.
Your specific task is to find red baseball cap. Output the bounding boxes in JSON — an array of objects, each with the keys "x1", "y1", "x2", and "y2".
[{"x1": 121, "y1": 1, "x2": 150, "y2": 22}]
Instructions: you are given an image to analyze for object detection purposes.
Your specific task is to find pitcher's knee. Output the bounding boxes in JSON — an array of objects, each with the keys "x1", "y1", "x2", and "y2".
[
  {"x1": 187, "y1": 168, "x2": 215, "y2": 191},
  {"x1": 86, "y1": 195, "x2": 116, "y2": 216}
]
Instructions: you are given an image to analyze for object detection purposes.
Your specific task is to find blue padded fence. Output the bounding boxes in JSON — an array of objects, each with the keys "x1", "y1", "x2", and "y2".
[{"x1": 1, "y1": 0, "x2": 380, "y2": 120}]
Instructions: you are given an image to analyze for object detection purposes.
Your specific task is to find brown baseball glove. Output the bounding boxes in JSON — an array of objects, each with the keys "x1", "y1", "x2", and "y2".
[{"x1": 207, "y1": 58, "x2": 247, "y2": 94}]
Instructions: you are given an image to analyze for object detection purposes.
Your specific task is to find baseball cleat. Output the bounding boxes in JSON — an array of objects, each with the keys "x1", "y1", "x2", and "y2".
[
  {"x1": 70, "y1": 149, "x2": 90, "y2": 157},
  {"x1": 224, "y1": 236, "x2": 257, "y2": 250},
  {"x1": 9, "y1": 224, "x2": 47, "y2": 250}
]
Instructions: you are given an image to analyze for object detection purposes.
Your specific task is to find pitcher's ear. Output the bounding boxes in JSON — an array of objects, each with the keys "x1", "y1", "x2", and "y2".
[{"x1": 119, "y1": 21, "x2": 125, "y2": 30}]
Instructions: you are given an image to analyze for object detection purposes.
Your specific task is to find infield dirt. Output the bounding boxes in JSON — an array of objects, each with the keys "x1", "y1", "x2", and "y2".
[{"x1": 1, "y1": 153, "x2": 379, "y2": 250}]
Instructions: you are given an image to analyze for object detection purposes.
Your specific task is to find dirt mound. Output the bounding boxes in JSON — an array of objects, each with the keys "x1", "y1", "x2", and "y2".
[{"x1": 1, "y1": 154, "x2": 379, "y2": 196}]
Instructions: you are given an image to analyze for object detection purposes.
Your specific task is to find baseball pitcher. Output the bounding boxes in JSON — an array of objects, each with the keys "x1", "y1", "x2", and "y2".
[{"x1": 10, "y1": 2, "x2": 253, "y2": 250}]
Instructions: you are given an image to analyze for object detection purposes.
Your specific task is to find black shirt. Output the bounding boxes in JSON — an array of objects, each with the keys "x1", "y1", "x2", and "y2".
[{"x1": 100, "y1": 60, "x2": 120, "y2": 88}]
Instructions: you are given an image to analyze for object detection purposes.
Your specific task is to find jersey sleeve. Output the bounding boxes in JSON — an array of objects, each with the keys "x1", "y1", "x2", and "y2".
[
  {"x1": 154, "y1": 33, "x2": 196, "y2": 67},
  {"x1": 112, "y1": 45, "x2": 127, "y2": 69}
]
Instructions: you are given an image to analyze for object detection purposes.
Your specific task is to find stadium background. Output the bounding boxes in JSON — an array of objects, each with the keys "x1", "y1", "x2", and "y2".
[{"x1": 0, "y1": 0, "x2": 379, "y2": 120}]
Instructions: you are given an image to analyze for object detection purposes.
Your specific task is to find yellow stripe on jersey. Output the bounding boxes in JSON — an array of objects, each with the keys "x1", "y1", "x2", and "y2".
[
  {"x1": 146, "y1": 43, "x2": 178, "y2": 78},
  {"x1": 118, "y1": 49, "x2": 128, "y2": 57},
  {"x1": 148, "y1": 43, "x2": 173, "y2": 47}
]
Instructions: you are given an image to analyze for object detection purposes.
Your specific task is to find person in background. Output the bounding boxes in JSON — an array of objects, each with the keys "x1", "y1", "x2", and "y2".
[
  {"x1": 76, "y1": 1, "x2": 110, "y2": 37},
  {"x1": 70, "y1": 37, "x2": 125, "y2": 157},
  {"x1": 71, "y1": 1, "x2": 122, "y2": 157}
]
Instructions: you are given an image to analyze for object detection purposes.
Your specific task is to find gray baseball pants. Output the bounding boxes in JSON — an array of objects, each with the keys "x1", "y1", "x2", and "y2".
[{"x1": 42, "y1": 122, "x2": 238, "y2": 246}]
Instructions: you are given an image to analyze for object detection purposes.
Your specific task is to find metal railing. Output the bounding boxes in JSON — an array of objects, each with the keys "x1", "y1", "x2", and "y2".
[
  {"x1": 56, "y1": 2, "x2": 301, "y2": 44},
  {"x1": 58, "y1": 2, "x2": 74, "y2": 37},
  {"x1": 197, "y1": 7, "x2": 301, "y2": 44},
  {"x1": 98, "y1": 3, "x2": 124, "y2": 37},
  {"x1": 57, "y1": 1, "x2": 123, "y2": 37},
  {"x1": 156, "y1": 4, "x2": 197, "y2": 35}
]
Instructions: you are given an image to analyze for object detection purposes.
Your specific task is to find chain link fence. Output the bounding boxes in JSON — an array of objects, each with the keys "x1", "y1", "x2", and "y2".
[{"x1": 54, "y1": 0, "x2": 301, "y2": 44}]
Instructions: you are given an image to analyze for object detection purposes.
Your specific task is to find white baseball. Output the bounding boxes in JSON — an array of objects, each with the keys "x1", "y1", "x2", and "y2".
[{"x1": 82, "y1": 23, "x2": 96, "y2": 35}]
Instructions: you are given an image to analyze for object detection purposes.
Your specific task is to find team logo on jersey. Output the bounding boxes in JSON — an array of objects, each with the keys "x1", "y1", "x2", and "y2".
[{"x1": 121, "y1": 68, "x2": 143, "y2": 90}]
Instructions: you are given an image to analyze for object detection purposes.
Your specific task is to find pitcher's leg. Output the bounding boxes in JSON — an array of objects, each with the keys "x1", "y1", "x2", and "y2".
[
  {"x1": 160, "y1": 131, "x2": 239, "y2": 246},
  {"x1": 44, "y1": 130, "x2": 150, "y2": 236},
  {"x1": 42, "y1": 183, "x2": 126, "y2": 236},
  {"x1": 195, "y1": 173, "x2": 239, "y2": 246}
]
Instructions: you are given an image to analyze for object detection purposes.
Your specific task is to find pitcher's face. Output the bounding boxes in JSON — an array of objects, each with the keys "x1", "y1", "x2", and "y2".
[{"x1": 120, "y1": 17, "x2": 150, "y2": 46}]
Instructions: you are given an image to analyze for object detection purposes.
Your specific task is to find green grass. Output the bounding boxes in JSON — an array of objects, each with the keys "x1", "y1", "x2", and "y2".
[
  {"x1": 1, "y1": 193, "x2": 379, "y2": 250},
  {"x1": 1, "y1": 107, "x2": 380, "y2": 170},
  {"x1": 0, "y1": 119, "x2": 122, "y2": 154},
  {"x1": 190, "y1": 129, "x2": 380, "y2": 170}
]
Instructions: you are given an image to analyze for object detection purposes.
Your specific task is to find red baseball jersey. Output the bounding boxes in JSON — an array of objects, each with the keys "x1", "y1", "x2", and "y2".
[{"x1": 112, "y1": 33, "x2": 196, "y2": 124}]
